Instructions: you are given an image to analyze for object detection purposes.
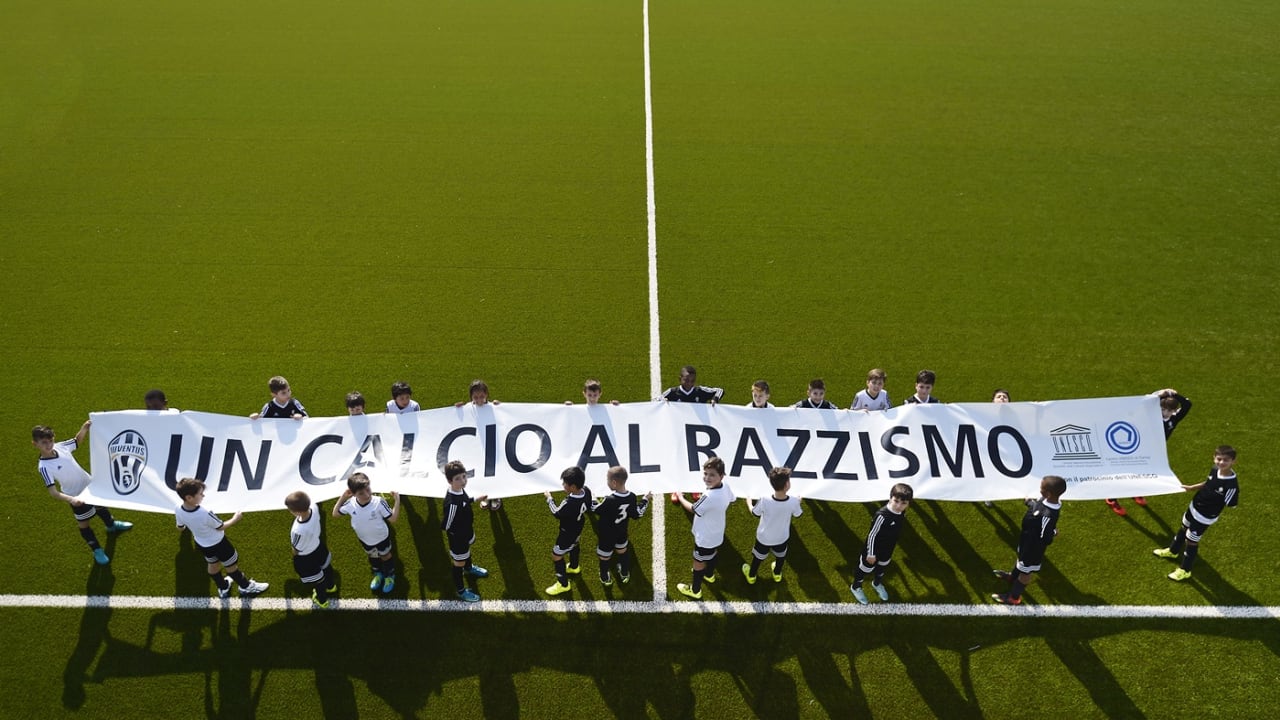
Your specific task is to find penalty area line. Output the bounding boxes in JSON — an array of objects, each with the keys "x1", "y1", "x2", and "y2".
[{"x1": 1, "y1": 594, "x2": 1277, "y2": 619}]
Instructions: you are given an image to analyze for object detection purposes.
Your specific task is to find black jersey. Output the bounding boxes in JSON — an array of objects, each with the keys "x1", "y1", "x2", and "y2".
[
  {"x1": 1019, "y1": 497, "x2": 1061, "y2": 550},
  {"x1": 441, "y1": 490, "x2": 476, "y2": 537},
  {"x1": 547, "y1": 487, "x2": 592, "y2": 536},
  {"x1": 591, "y1": 491, "x2": 649, "y2": 537},
  {"x1": 904, "y1": 395, "x2": 940, "y2": 405},
  {"x1": 863, "y1": 505, "x2": 907, "y2": 559},
  {"x1": 662, "y1": 385, "x2": 724, "y2": 403},
  {"x1": 1190, "y1": 468, "x2": 1239, "y2": 521},
  {"x1": 260, "y1": 398, "x2": 308, "y2": 418},
  {"x1": 1163, "y1": 394, "x2": 1192, "y2": 439},
  {"x1": 794, "y1": 398, "x2": 839, "y2": 409}
]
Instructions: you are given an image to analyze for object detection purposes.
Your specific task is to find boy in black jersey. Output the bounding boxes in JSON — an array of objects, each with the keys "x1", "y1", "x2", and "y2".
[
  {"x1": 544, "y1": 466, "x2": 593, "y2": 596},
  {"x1": 849, "y1": 483, "x2": 913, "y2": 604},
  {"x1": 250, "y1": 376, "x2": 307, "y2": 419},
  {"x1": 1108, "y1": 388, "x2": 1192, "y2": 515},
  {"x1": 992, "y1": 475, "x2": 1067, "y2": 605},
  {"x1": 441, "y1": 460, "x2": 490, "y2": 602},
  {"x1": 794, "y1": 378, "x2": 839, "y2": 409},
  {"x1": 1154, "y1": 445, "x2": 1239, "y2": 581},
  {"x1": 590, "y1": 466, "x2": 652, "y2": 587}
]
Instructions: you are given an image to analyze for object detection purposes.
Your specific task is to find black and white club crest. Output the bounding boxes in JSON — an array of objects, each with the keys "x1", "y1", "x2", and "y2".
[{"x1": 107, "y1": 430, "x2": 147, "y2": 495}]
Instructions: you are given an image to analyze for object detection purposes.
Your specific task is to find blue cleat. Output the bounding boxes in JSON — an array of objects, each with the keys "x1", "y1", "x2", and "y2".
[
  {"x1": 93, "y1": 548, "x2": 110, "y2": 565},
  {"x1": 458, "y1": 588, "x2": 481, "y2": 603},
  {"x1": 107, "y1": 520, "x2": 133, "y2": 534},
  {"x1": 467, "y1": 564, "x2": 489, "y2": 578}
]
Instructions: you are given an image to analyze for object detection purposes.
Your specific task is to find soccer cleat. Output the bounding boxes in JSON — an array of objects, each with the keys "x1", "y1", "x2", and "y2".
[
  {"x1": 311, "y1": 590, "x2": 329, "y2": 609},
  {"x1": 991, "y1": 593, "x2": 1022, "y2": 605},
  {"x1": 1152, "y1": 548, "x2": 1177, "y2": 559},
  {"x1": 618, "y1": 572, "x2": 631, "y2": 584},
  {"x1": 993, "y1": 570, "x2": 1014, "y2": 582},
  {"x1": 565, "y1": 564, "x2": 582, "y2": 575},
  {"x1": 742, "y1": 563, "x2": 757, "y2": 585},
  {"x1": 872, "y1": 583, "x2": 889, "y2": 601},
  {"x1": 92, "y1": 548, "x2": 110, "y2": 565},
  {"x1": 600, "y1": 574, "x2": 614, "y2": 587},
  {"x1": 218, "y1": 582, "x2": 232, "y2": 600},
  {"x1": 772, "y1": 569, "x2": 784, "y2": 583},
  {"x1": 676, "y1": 583, "x2": 703, "y2": 600},
  {"x1": 381, "y1": 575, "x2": 395, "y2": 593},
  {"x1": 466, "y1": 564, "x2": 489, "y2": 579},
  {"x1": 545, "y1": 581, "x2": 571, "y2": 596},
  {"x1": 241, "y1": 580, "x2": 269, "y2": 596},
  {"x1": 1133, "y1": 496, "x2": 1148, "y2": 506},
  {"x1": 701, "y1": 571, "x2": 718, "y2": 584},
  {"x1": 369, "y1": 572, "x2": 384, "y2": 591},
  {"x1": 107, "y1": 520, "x2": 133, "y2": 534},
  {"x1": 1105, "y1": 499, "x2": 1127, "y2": 516},
  {"x1": 481, "y1": 498, "x2": 503, "y2": 511},
  {"x1": 1168, "y1": 568, "x2": 1192, "y2": 582},
  {"x1": 851, "y1": 585, "x2": 869, "y2": 604},
  {"x1": 458, "y1": 588, "x2": 481, "y2": 602},
  {"x1": 669, "y1": 492, "x2": 681, "y2": 505}
]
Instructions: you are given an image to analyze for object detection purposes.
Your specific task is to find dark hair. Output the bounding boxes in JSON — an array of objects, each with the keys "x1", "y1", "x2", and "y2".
[
  {"x1": 444, "y1": 460, "x2": 468, "y2": 482},
  {"x1": 561, "y1": 466, "x2": 586, "y2": 489},
  {"x1": 890, "y1": 483, "x2": 914, "y2": 502},
  {"x1": 703, "y1": 456, "x2": 726, "y2": 476},
  {"x1": 751, "y1": 379, "x2": 771, "y2": 393},
  {"x1": 1041, "y1": 475, "x2": 1067, "y2": 499},
  {"x1": 468, "y1": 380, "x2": 489, "y2": 398},
  {"x1": 1215, "y1": 445, "x2": 1237, "y2": 460},
  {"x1": 915, "y1": 370, "x2": 936, "y2": 385},
  {"x1": 867, "y1": 368, "x2": 886, "y2": 382},
  {"x1": 768, "y1": 466, "x2": 791, "y2": 491},
  {"x1": 175, "y1": 477, "x2": 205, "y2": 499},
  {"x1": 31, "y1": 425, "x2": 54, "y2": 441},
  {"x1": 145, "y1": 389, "x2": 168, "y2": 409},
  {"x1": 391, "y1": 381, "x2": 412, "y2": 398},
  {"x1": 992, "y1": 388, "x2": 1010, "y2": 401},
  {"x1": 268, "y1": 376, "x2": 290, "y2": 393},
  {"x1": 583, "y1": 379, "x2": 601, "y2": 393},
  {"x1": 345, "y1": 391, "x2": 366, "y2": 409},
  {"x1": 285, "y1": 491, "x2": 311, "y2": 512},
  {"x1": 347, "y1": 472, "x2": 371, "y2": 493},
  {"x1": 606, "y1": 466, "x2": 628, "y2": 484},
  {"x1": 808, "y1": 378, "x2": 826, "y2": 391},
  {"x1": 680, "y1": 365, "x2": 697, "y2": 377}
]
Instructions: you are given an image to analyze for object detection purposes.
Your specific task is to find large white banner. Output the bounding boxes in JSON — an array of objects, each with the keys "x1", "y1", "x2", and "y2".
[{"x1": 85, "y1": 396, "x2": 1180, "y2": 513}]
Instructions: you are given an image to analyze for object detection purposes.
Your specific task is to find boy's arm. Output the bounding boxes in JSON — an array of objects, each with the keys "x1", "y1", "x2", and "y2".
[
  {"x1": 292, "y1": 400, "x2": 307, "y2": 420},
  {"x1": 634, "y1": 492, "x2": 653, "y2": 517},
  {"x1": 678, "y1": 493, "x2": 695, "y2": 513},
  {"x1": 332, "y1": 490, "x2": 351, "y2": 517},
  {"x1": 46, "y1": 484, "x2": 83, "y2": 506},
  {"x1": 1181, "y1": 481, "x2": 1206, "y2": 491},
  {"x1": 222, "y1": 511, "x2": 245, "y2": 529},
  {"x1": 387, "y1": 492, "x2": 401, "y2": 524},
  {"x1": 73, "y1": 419, "x2": 92, "y2": 447},
  {"x1": 545, "y1": 492, "x2": 562, "y2": 516}
]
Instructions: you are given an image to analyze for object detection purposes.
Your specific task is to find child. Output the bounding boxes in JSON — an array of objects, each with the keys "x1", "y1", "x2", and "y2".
[
  {"x1": 1154, "y1": 445, "x2": 1238, "y2": 581},
  {"x1": 174, "y1": 477, "x2": 268, "y2": 598},
  {"x1": 589, "y1": 466, "x2": 652, "y2": 587},
  {"x1": 676, "y1": 457, "x2": 737, "y2": 599},
  {"x1": 345, "y1": 391, "x2": 366, "y2": 416},
  {"x1": 794, "y1": 378, "x2": 839, "y2": 409},
  {"x1": 1109, "y1": 388, "x2": 1192, "y2": 515},
  {"x1": 457, "y1": 379, "x2": 500, "y2": 407},
  {"x1": 387, "y1": 381, "x2": 420, "y2": 414},
  {"x1": 904, "y1": 370, "x2": 940, "y2": 405},
  {"x1": 661, "y1": 365, "x2": 724, "y2": 403},
  {"x1": 851, "y1": 369, "x2": 891, "y2": 411},
  {"x1": 849, "y1": 483, "x2": 913, "y2": 603},
  {"x1": 566, "y1": 378, "x2": 619, "y2": 406},
  {"x1": 250, "y1": 376, "x2": 307, "y2": 419},
  {"x1": 441, "y1": 460, "x2": 490, "y2": 602},
  {"x1": 746, "y1": 380, "x2": 773, "y2": 408},
  {"x1": 332, "y1": 472, "x2": 401, "y2": 594},
  {"x1": 34, "y1": 421, "x2": 133, "y2": 565},
  {"x1": 144, "y1": 389, "x2": 174, "y2": 411},
  {"x1": 285, "y1": 490, "x2": 337, "y2": 608},
  {"x1": 543, "y1": 466, "x2": 593, "y2": 595},
  {"x1": 992, "y1": 389, "x2": 1011, "y2": 403},
  {"x1": 992, "y1": 475, "x2": 1067, "y2": 605},
  {"x1": 742, "y1": 466, "x2": 803, "y2": 584}
]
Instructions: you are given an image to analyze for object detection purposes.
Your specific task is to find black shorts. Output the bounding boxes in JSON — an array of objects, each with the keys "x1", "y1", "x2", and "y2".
[
  {"x1": 197, "y1": 537, "x2": 239, "y2": 567},
  {"x1": 359, "y1": 537, "x2": 393, "y2": 558},
  {"x1": 292, "y1": 544, "x2": 332, "y2": 585},
  {"x1": 68, "y1": 502, "x2": 100, "y2": 522},
  {"x1": 552, "y1": 530, "x2": 582, "y2": 557},
  {"x1": 693, "y1": 544, "x2": 721, "y2": 563},
  {"x1": 1180, "y1": 509, "x2": 1215, "y2": 543},
  {"x1": 596, "y1": 532, "x2": 630, "y2": 557},
  {"x1": 447, "y1": 532, "x2": 475, "y2": 562},
  {"x1": 1016, "y1": 542, "x2": 1048, "y2": 573},
  {"x1": 753, "y1": 540, "x2": 789, "y2": 560}
]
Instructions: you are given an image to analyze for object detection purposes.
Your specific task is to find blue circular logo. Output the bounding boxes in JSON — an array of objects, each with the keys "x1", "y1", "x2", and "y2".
[{"x1": 1105, "y1": 422, "x2": 1141, "y2": 455}]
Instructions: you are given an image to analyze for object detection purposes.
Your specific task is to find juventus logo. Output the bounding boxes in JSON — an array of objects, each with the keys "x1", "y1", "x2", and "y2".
[{"x1": 108, "y1": 430, "x2": 148, "y2": 495}]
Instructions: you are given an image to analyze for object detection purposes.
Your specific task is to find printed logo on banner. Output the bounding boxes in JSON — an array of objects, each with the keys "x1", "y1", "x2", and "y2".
[
  {"x1": 1050, "y1": 424, "x2": 1101, "y2": 461},
  {"x1": 1105, "y1": 421, "x2": 1141, "y2": 455},
  {"x1": 107, "y1": 430, "x2": 147, "y2": 495}
]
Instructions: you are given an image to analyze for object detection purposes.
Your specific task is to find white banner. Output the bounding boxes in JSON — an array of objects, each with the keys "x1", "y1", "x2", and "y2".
[{"x1": 85, "y1": 396, "x2": 1180, "y2": 513}]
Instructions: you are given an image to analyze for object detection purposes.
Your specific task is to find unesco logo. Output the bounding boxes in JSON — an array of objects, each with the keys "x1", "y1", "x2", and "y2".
[
  {"x1": 107, "y1": 430, "x2": 147, "y2": 495},
  {"x1": 1105, "y1": 422, "x2": 1141, "y2": 455}
]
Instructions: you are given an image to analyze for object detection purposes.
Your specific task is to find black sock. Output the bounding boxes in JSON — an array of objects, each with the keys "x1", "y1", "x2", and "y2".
[
  {"x1": 705, "y1": 556, "x2": 719, "y2": 577},
  {"x1": 313, "y1": 580, "x2": 329, "y2": 602},
  {"x1": 773, "y1": 557, "x2": 786, "y2": 575},
  {"x1": 451, "y1": 566, "x2": 465, "y2": 592},
  {"x1": 80, "y1": 527, "x2": 100, "y2": 550},
  {"x1": 853, "y1": 560, "x2": 869, "y2": 585},
  {"x1": 369, "y1": 557, "x2": 382, "y2": 575},
  {"x1": 1182, "y1": 546, "x2": 1199, "y2": 571},
  {"x1": 228, "y1": 569, "x2": 249, "y2": 588},
  {"x1": 873, "y1": 571, "x2": 886, "y2": 587},
  {"x1": 692, "y1": 568, "x2": 704, "y2": 593},
  {"x1": 599, "y1": 557, "x2": 611, "y2": 581},
  {"x1": 97, "y1": 507, "x2": 116, "y2": 526},
  {"x1": 568, "y1": 547, "x2": 580, "y2": 569},
  {"x1": 1170, "y1": 529, "x2": 1187, "y2": 555},
  {"x1": 209, "y1": 571, "x2": 227, "y2": 591},
  {"x1": 381, "y1": 557, "x2": 395, "y2": 578},
  {"x1": 554, "y1": 558, "x2": 568, "y2": 584},
  {"x1": 1008, "y1": 577, "x2": 1027, "y2": 600},
  {"x1": 618, "y1": 552, "x2": 632, "y2": 576},
  {"x1": 749, "y1": 556, "x2": 763, "y2": 576},
  {"x1": 322, "y1": 566, "x2": 336, "y2": 591}
]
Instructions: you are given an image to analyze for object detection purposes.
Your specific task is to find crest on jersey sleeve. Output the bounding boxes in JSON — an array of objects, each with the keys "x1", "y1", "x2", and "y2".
[{"x1": 107, "y1": 430, "x2": 148, "y2": 495}]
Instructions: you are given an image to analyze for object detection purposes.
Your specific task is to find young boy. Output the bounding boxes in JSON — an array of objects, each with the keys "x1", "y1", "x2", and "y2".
[
  {"x1": 285, "y1": 491, "x2": 337, "y2": 608},
  {"x1": 332, "y1": 472, "x2": 401, "y2": 594},
  {"x1": 849, "y1": 483, "x2": 913, "y2": 603},
  {"x1": 144, "y1": 389, "x2": 175, "y2": 411},
  {"x1": 992, "y1": 475, "x2": 1067, "y2": 605},
  {"x1": 174, "y1": 478, "x2": 268, "y2": 598},
  {"x1": 794, "y1": 378, "x2": 839, "y2": 409},
  {"x1": 851, "y1": 369, "x2": 891, "y2": 411},
  {"x1": 904, "y1": 370, "x2": 940, "y2": 405},
  {"x1": 34, "y1": 421, "x2": 133, "y2": 565},
  {"x1": 345, "y1": 391, "x2": 366, "y2": 415},
  {"x1": 387, "y1": 381, "x2": 420, "y2": 414},
  {"x1": 742, "y1": 466, "x2": 803, "y2": 584},
  {"x1": 457, "y1": 379, "x2": 500, "y2": 407},
  {"x1": 441, "y1": 460, "x2": 490, "y2": 602},
  {"x1": 746, "y1": 380, "x2": 773, "y2": 408},
  {"x1": 676, "y1": 457, "x2": 737, "y2": 599},
  {"x1": 992, "y1": 389, "x2": 1011, "y2": 403},
  {"x1": 566, "y1": 378, "x2": 619, "y2": 406},
  {"x1": 661, "y1": 365, "x2": 724, "y2": 404},
  {"x1": 1108, "y1": 388, "x2": 1193, "y2": 515},
  {"x1": 543, "y1": 466, "x2": 593, "y2": 595},
  {"x1": 1154, "y1": 445, "x2": 1239, "y2": 581},
  {"x1": 590, "y1": 466, "x2": 652, "y2": 587},
  {"x1": 250, "y1": 376, "x2": 307, "y2": 419}
]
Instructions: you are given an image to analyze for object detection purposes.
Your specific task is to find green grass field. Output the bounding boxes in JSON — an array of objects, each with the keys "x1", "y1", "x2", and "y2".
[{"x1": 2, "y1": 1, "x2": 1278, "y2": 717}]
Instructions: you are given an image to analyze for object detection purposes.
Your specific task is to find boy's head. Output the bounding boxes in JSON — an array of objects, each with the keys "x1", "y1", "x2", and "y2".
[
  {"x1": 679, "y1": 365, "x2": 697, "y2": 390},
  {"x1": 175, "y1": 477, "x2": 206, "y2": 502},
  {"x1": 444, "y1": 460, "x2": 469, "y2": 488},
  {"x1": 767, "y1": 465, "x2": 792, "y2": 493},
  {"x1": 1040, "y1": 475, "x2": 1067, "y2": 502},
  {"x1": 347, "y1": 472, "x2": 372, "y2": 500},
  {"x1": 391, "y1": 381, "x2": 413, "y2": 408},
  {"x1": 702, "y1": 456, "x2": 726, "y2": 488},
  {"x1": 31, "y1": 425, "x2": 55, "y2": 454},
  {"x1": 866, "y1": 369, "x2": 886, "y2": 393},
  {"x1": 889, "y1": 483, "x2": 914, "y2": 512},
  {"x1": 1214, "y1": 445, "x2": 1237, "y2": 472},
  {"x1": 807, "y1": 378, "x2": 826, "y2": 403},
  {"x1": 346, "y1": 391, "x2": 366, "y2": 415},
  {"x1": 268, "y1": 375, "x2": 291, "y2": 401},
  {"x1": 1159, "y1": 395, "x2": 1181, "y2": 418},
  {"x1": 582, "y1": 379, "x2": 602, "y2": 405},
  {"x1": 468, "y1": 379, "x2": 489, "y2": 405},
  {"x1": 284, "y1": 490, "x2": 311, "y2": 514},
  {"x1": 561, "y1": 465, "x2": 586, "y2": 491},
  {"x1": 914, "y1": 369, "x2": 936, "y2": 397},
  {"x1": 145, "y1": 389, "x2": 168, "y2": 410},
  {"x1": 606, "y1": 465, "x2": 628, "y2": 491},
  {"x1": 750, "y1": 380, "x2": 771, "y2": 406},
  {"x1": 992, "y1": 388, "x2": 1010, "y2": 403}
]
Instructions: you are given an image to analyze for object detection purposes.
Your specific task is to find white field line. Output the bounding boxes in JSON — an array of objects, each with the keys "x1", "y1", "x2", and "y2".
[
  {"x1": 2, "y1": 594, "x2": 1278, "y2": 619},
  {"x1": 642, "y1": 0, "x2": 668, "y2": 603}
]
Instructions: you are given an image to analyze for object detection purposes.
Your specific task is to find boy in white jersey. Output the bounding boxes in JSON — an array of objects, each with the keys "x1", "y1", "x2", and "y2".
[
  {"x1": 851, "y1": 369, "x2": 891, "y2": 411},
  {"x1": 333, "y1": 472, "x2": 402, "y2": 594},
  {"x1": 742, "y1": 466, "x2": 804, "y2": 584},
  {"x1": 33, "y1": 421, "x2": 132, "y2": 565},
  {"x1": 286, "y1": 491, "x2": 337, "y2": 608},
  {"x1": 174, "y1": 478, "x2": 268, "y2": 598},
  {"x1": 387, "y1": 381, "x2": 421, "y2": 414},
  {"x1": 676, "y1": 457, "x2": 736, "y2": 600}
]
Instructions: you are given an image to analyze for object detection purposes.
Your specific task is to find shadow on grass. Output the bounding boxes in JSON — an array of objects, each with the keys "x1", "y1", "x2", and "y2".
[
  {"x1": 401, "y1": 496, "x2": 450, "y2": 598},
  {"x1": 62, "y1": 561, "x2": 114, "y2": 710}
]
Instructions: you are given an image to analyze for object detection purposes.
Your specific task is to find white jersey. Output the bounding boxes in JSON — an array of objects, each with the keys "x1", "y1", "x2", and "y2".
[
  {"x1": 744, "y1": 401, "x2": 775, "y2": 408},
  {"x1": 37, "y1": 439, "x2": 92, "y2": 497},
  {"x1": 752, "y1": 494, "x2": 803, "y2": 545},
  {"x1": 851, "y1": 390, "x2": 891, "y2": 411},
  {"x1": 339, "y1": 495, "x2": 392, "y2": 545},
  {"x1": 290, "y1": 504, "x2": 323, "y2": 555},
  {"x1": 690, "y1": 483, "x2": 736, "y2": 548},
  {"x1": 386, "y1": 399, "x2": 421, "y2": 414},
  {"x1": 176, "y1": 504, "x2": 226, "y2": 547}
]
